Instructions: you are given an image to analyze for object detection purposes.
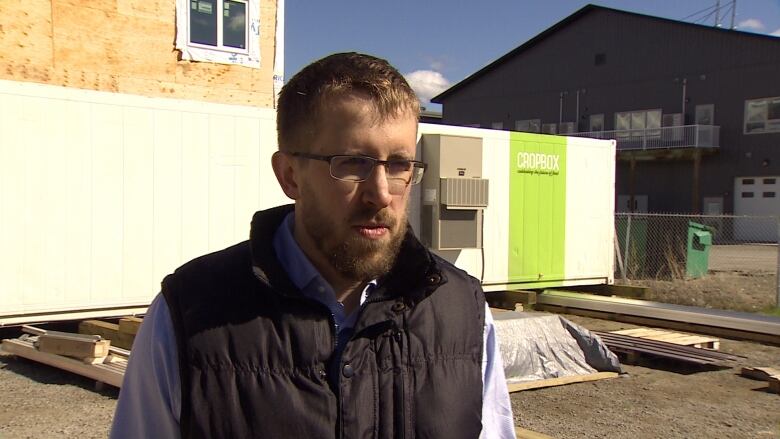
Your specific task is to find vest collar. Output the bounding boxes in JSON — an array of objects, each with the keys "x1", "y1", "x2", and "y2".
[{"x1": 248, "y1": 204, "x2": 446, "y2": 303}]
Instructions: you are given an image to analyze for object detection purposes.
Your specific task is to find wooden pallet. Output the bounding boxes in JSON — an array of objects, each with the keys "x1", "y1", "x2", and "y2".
[
  {"x1": 609, "y1": 328, "x2": 720, "y2": 350},
  {"x1": 2, "y1": 337, "x2": 127, "y2": 387}
]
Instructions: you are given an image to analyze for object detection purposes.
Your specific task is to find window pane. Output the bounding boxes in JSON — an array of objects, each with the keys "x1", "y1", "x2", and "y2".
[
  {"x1": 763, "y1": 192, "x2": 776, "y2": 198},
  {"x1": 746, "y1": 100, "x2": 766, "y2": 123},
  {"x1": 743, "y1": 179, "x2": 754, "y2": 184},
  {"x1": 223, "y1": 0, "x2": 246, "y2": 49},
  {"x1": 646, "y1": 110, "x2": 661, "y2": 129},
  {"x1": 615, "y1": 112, "x2": 630, "y2": 130},
  {"x1": 191, "y1": 0, "x2": 218, "y2": 46},
  {"x1": 589, "y1": 114, "x2": 604, "y2": 131},
  {"x1": 763, "y1": 178, "x2": 776, "y2": 184},
  {"x1": 631, "y1": 112, "x2": 645, "y2": 130},
  {"x1": 742, "y1": 192, "x2": 754, "y2": 198},
  {"x1": 768, "y1": 98, "x2": 780, "y2": 121}
]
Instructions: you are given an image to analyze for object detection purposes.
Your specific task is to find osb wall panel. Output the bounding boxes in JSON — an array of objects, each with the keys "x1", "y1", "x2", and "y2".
[{"x1": 0, "y1": 0, "x2": 277, "y2": 107}]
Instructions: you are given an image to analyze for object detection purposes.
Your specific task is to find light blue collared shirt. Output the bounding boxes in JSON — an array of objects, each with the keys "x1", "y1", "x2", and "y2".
[{"x1": 111, "y1": 213, "x2": 515, "y2": 438}]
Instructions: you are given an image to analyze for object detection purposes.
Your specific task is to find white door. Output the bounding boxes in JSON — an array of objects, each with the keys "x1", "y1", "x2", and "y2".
[{"x1": 734, "y1": 177, "x2": 779, "y2": 241}]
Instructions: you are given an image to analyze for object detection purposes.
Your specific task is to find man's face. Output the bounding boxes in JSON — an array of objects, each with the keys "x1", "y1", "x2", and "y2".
[{"x1": 292, "y1": 95, "x2": 418, "y2": 282}]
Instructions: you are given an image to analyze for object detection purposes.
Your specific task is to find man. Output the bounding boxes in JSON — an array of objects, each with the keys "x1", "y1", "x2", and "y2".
[{"x1": 111, "y1": 52, "x2": 514, "y2": 438}]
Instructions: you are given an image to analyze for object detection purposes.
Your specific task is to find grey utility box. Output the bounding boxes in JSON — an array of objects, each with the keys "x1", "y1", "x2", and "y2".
[{"x1": 420, "y1": 134, "x2": 489, "y2": 250}]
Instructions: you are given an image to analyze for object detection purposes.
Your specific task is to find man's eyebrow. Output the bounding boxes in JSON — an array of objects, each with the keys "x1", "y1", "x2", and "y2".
[{"x1": 387, "y1": 152, "x2": 414, "y2": 161}]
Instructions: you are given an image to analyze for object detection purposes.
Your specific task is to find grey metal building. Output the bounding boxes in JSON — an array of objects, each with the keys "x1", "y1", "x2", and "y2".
[{"x1": 432, "y1": 4, "x2": 780, "y2": 216}]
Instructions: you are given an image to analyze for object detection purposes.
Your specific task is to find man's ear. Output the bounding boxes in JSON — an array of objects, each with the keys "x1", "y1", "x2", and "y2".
[{"x1": 272, "y1": 151, "x2": 301, "y2": 200}]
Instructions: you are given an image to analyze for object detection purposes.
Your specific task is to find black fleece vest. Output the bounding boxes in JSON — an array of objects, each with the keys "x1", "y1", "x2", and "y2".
[{"x1": 162, "y1": 205, "x2": 485, "y2": 438}]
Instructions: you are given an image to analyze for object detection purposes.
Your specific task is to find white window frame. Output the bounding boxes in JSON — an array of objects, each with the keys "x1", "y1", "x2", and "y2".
[
  {"x1": 176, "y1": 0, "x2": 261, "y2": 68},
  {"x1": 189, "y1": 0, "x2": 249, "y2": 54},
  {"x1": 744, "y1": 96, "x2": 780, "y2": 135}
]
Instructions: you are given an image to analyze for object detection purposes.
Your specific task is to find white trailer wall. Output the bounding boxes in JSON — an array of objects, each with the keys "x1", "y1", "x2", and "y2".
[{"x1": 0, "y1": 80, "x2": 287, "y2": 324}]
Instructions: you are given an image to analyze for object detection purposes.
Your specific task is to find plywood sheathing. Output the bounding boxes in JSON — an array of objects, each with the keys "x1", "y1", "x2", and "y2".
[{"x1": 0, "y1": 0, "x2": 277, "y2": 107}]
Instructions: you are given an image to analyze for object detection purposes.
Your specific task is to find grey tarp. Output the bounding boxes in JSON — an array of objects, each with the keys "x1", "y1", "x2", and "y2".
[{"x1": 493, "y1": 311, "x2": 622, "y2": 383}]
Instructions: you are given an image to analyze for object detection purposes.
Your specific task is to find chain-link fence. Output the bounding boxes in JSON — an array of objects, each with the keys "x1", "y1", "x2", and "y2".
[{"x1": 615, "y1": 213, "x2": 780, "y2": 311}]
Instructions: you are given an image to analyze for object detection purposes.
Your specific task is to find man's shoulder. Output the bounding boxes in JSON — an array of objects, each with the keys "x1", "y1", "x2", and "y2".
[
  {"x1": 428, "y1": 252, "x2": 481, "y2": 289},
  {"x1": 166, "y1": 240, "x2": 252, "y2": 284}
]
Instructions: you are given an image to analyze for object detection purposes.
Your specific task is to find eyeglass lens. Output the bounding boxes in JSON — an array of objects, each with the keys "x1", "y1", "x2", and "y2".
[{"x1": 330, "y1": 156, "x2": 423, "y2": 186}]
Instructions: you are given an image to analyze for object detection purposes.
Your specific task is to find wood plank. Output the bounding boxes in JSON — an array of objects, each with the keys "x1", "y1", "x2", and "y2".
[
  {"x1": 2, "y1": 338, "x2": 125, "y2": 387},
  {"x1": 515, "y1": 426, "x2": 555, "y2": 439},
  {"x1": 507, "y1": 372, "x2": 619, "y2": 393},
  {"x1": 79, "y1": 319, "x2": 120, "y2": 340},
  {"x1": 118, "y1": 317, "x2": 143, "y2": 336},
  {"x1": 36, "y1": 334, "x2": 110, "y2": 359},
  {"x1": 741, "y1": 367, "x2": 780, "y2": 381},
  {"x1": 536, "y1": 305, "x2": 780, "y2": 345}
]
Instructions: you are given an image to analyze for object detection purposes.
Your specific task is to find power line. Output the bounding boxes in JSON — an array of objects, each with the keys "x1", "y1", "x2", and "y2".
[
  {"x1": 681, "y1": 3, "x2": 718, "y2": 21},
  {"x1": 694, "y1": 8, "x2": 719, "y2": 25}
]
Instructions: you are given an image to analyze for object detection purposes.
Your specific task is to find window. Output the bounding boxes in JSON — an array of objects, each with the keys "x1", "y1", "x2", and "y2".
[
  {"x1": 695, "y1": 104, "x2": 714, "y2": 125},
  {"x1": 744, "y1": 97, "x2": 780, "y2": 134},
  {"x1": 559, "y1": 122, "x2": 575, "y2": 134},
  {"x1": 542, "y1": 123, "x2": 557, "y2": 134},
  {"x1": 743, "y1": 178, "x2": 755, "y2": 185},
  {"x1": 589, "y1": 114, "x2": 604, "y2": 132},
  {"x1": 742, "y1": 192, "x2": 754, "y2": 198},
  {"x1": 764, "y1": 178, "x2": 776, "y2": 184},
  {"x1": 764, "y1": 192, "x2": 776, "y2": 198},
  {"x1": 615, "y1": 109, "x2": 661, "y2": 138},
  {"x1": 515, "y1": 119, "x2": 541, "y2": 133},
  {"x1": 175, "y1": 0, "x2": 260, "y2": 68}
]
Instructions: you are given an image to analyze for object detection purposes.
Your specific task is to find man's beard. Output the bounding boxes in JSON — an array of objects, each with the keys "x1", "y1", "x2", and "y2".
[{"x1": 301, "y1": 198, "x2": 407, "y2": 282}]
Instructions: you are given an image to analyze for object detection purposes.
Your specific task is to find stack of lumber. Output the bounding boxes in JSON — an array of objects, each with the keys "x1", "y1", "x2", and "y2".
[
  {"x1": 1, "y1": 325, "x2": 128, "y2": 388},
  {"x1": 78, "y1": 317, "x2": 142, "y2": 350},
  {"x1": 595, "y1": 330, "x2": 739, "y2": 366},
  {"x1": 741, "y1": 367, "x2": 780, "y2": 394}
]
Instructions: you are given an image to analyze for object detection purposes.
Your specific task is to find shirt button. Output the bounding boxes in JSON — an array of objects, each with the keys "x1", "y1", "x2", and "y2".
[
  {"x1": 427, "y1": 273, "x2": 441, "y2": 284},
  {"x1": 342, "y1": 363, "x2": 355, "y2": 378}
]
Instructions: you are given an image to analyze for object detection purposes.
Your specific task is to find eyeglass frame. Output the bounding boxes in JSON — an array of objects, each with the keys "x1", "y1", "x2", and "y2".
[{"x1": 289, "y1": 152, "x2": 427, "y2": 186}]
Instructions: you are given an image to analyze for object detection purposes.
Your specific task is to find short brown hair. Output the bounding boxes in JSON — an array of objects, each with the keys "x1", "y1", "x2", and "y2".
[{"x1": 277, "y1": 52, "x2": 420, "y2": 152}]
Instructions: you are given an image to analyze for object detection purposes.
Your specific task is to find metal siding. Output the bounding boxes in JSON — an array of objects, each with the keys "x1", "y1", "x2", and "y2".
[
  {"x1": 0, "y1": 80, "x2": 281, "y2": 321},
  {"x1": 441, "y1": 9, "x2": 780, "y2": 213}
]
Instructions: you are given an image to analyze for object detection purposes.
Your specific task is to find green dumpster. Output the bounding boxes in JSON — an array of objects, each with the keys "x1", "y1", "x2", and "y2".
[{"x1": 686, "y1": 221, "x2": 713, "y2": 278}]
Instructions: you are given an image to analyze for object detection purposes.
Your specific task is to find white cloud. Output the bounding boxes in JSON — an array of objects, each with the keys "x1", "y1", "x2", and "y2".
[
  {"x1": 404, "y1": 70, "x2": 451, "y2": 103},
  {"x1": 738, "y1": 18, "x2": 765, "y2": 30},
  {"x1": 771, "y1": 28, "x2": 780, "y2": 37}
]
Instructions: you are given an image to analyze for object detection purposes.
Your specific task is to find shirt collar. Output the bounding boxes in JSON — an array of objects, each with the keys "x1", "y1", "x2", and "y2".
[{"x1": 272, "y1": 212, "x2": 322, "y2": 292}]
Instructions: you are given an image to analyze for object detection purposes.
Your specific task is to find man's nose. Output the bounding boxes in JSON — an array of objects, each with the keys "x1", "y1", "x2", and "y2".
[{"x1": 359, "y1": 164, "x2": 393, "y2": 208}]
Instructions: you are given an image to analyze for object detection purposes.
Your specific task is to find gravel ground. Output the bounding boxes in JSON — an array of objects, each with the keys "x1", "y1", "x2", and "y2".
[
  {"x1": 1, "y1": 313, "x2": 779, "y2": 439},
  {"x1": 513, "y1": 314, "x2": 780, "y2": 439}
]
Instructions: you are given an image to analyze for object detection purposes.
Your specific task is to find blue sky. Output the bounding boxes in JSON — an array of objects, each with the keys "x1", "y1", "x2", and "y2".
[{"x1": 284, "y1": 1, "x2": 780, "y2": 108}]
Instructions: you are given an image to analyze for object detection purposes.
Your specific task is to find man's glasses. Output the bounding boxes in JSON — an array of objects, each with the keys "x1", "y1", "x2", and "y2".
[{"x1": 291, "y1": 152, "x2": 427, "y2": 191}]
